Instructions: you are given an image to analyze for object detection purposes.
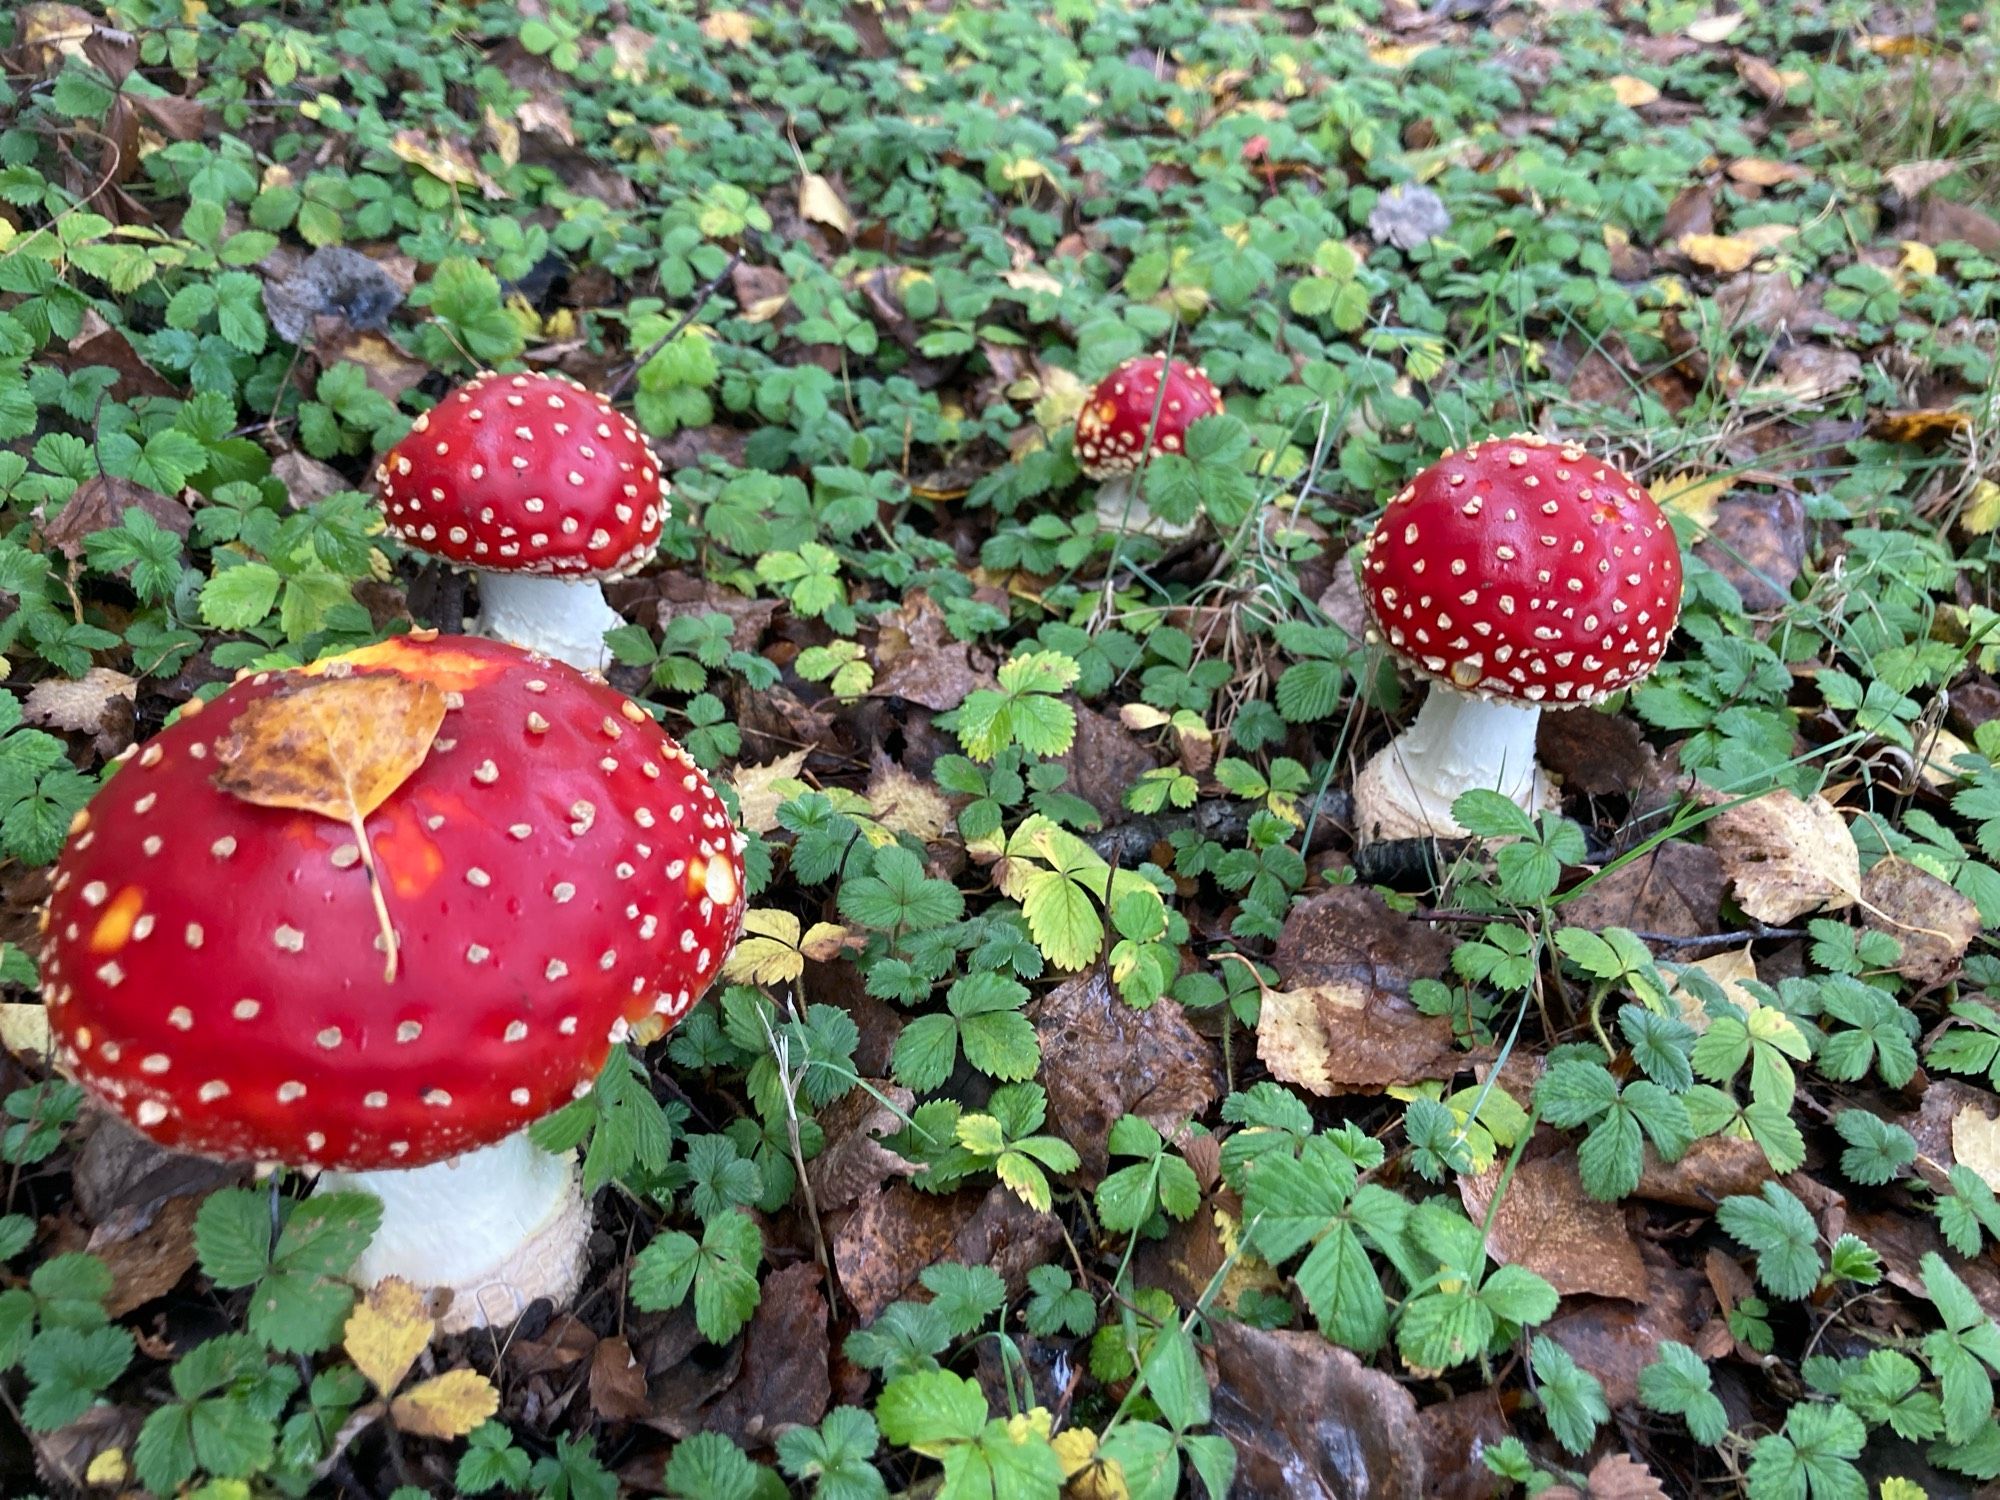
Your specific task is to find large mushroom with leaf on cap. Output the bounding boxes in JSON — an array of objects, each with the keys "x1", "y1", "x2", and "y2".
[
  {"x1": 1352, "y1": 432, "x2": 1683, "y2": 846},
  {"x1": 1073, "y1": 355, "x2": 1225, "y2": 538},
  {"x1": 377, "y1": 370, "x2": 667, "y2": 672},
  {"x1": 37, "y1": 631, "x2": 745, "y2": 1332}
]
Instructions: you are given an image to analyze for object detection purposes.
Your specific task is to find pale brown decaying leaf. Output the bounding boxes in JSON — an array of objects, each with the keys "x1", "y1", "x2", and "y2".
[
  {"x1": 390, "y1": 1368, "x2": 501, "y2": 1439},
  {"x1": 865, "y1": 760, "x2": 953, "y2": 844},
  {"x1": 1951, "y1": 1105, "x2": 2000, "y2": 1192},
  {"x1": 1543, "y1": 1454, "x2": 1672, "y2": 1500},
  {"x1": 731, "y1": 751, "x2": 811, "y2": 835},
  {"x1": 1885, "y1": 158, "x2": 1958, "y2": 200},
  {"x1": 214, "y1": 674, "x2": 447, "y2": 979},
  {"x1": 799, "y1": 172, "x2": 854, "y2": 236},
  {"x1": 1685, "y1": 13, "x2": 1747, "y2": 43},
  {"x1": 1860, "y1": 856, "x2": 1979, "y2": 987},
  {"x1": 0, "y1": 1003, "x2": 52, "y2": 1060},
  {"x1": 343, "y1": 1277, "x2": 435, "y2": 1395},
  {"x1": 23, "y1": 669, "x2": 137, "y2": 736},
  {"x1": 1667, "y1": 945, "x2": 1759, "y2": 1031},
  {"x1": 1705, "y1": 789, "x2": 1860, "y2": 923}
]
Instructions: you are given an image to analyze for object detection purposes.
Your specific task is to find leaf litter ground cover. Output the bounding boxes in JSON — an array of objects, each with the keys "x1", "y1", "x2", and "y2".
[{"x1": 1, "y1": 0, "x2": 2000, "y2": 1496}]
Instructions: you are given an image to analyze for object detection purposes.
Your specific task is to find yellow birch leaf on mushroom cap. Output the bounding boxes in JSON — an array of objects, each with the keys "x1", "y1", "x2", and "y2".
[
  {"x1": 212, "y1": 674, "x2": 446, "y2": 824},
  {"x1": 343, "y1": 1277, "x2": 435, "y2": 1395},
  {"x1": 390, "y1": 1368, "x2": 500, "y2": 1440}
]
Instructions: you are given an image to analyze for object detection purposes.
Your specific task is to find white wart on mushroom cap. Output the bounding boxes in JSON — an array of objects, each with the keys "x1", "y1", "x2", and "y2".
[{"x1": 38, "y1": 632, "x2": 747, "y2": 1172}]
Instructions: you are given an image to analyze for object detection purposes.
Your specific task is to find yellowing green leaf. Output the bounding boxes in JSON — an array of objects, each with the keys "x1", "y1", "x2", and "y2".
[{"x1": 721, "y1": 908, "x2": 806, "y2": 985}]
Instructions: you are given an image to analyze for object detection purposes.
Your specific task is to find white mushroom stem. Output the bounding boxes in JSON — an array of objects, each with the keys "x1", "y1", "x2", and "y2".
[
  {"x1": 1091, "y1": 473, "x2": 1196, "y2": 540},
  {"x1": 472, "y1": 572, "x2": 624, "y2": 672},
  {"x1": 1352, "y1": 683, "x2": 1555, "y2": 845},
  {"x1": 315, "y1": 1131, "x2": 589, "y2": 1334}
]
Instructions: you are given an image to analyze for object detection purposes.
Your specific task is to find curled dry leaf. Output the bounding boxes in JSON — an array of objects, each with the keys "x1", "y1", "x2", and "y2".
[
  {"x1": 1705, "y1": 788, "x2": 1860, "y2": 923},
  {"x1": 213, "y1": 674, "x2": 447, "y2": 979},
  {"x1": 342, "y1": 1276, "x2": 435, "y2": 1395}
]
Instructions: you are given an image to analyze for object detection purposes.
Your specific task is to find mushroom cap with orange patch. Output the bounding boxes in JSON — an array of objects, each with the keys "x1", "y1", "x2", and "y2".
[
  {"x1": 1073, "y1": 356, "x2": 1225, "y2": 480},
  {"x1": 38, "y1": 633, "x2": 746, "y2": 1172},
  {"x1": 1359, "y1": 433, "x2": 1684, "y2": 707},
  {"x1": 377, "y1": 371, "x2": 666, "y2": 579}
]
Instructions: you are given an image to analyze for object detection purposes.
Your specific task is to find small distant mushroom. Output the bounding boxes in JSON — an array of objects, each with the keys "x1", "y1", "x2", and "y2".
[
  {"x1": 38, "y1": 632, "x2": 745, "y2": 1332},
  {"x1": 377, "y1": 371, "x2": 667, "y2": 671},
  {"x1": 1073, "y1": 355, "x2": 1225, "y2": 538},
  {"x1": 1353, "y1": 433, "x2": 1683, "y2": 844}
]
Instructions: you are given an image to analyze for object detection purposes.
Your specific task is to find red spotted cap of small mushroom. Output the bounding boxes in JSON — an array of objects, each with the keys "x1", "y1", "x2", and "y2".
[
  {"x1": 37, "y1": 632, "x2": 746, "y2": 1172},
  {"x1": 377, "y1": 371, "x2": 666, "y2": 579},
  {"x1": 1073, "y1": 356, "x2": 1225, "y2": 480},
  {"x1": 1360, "y1": 433, "x2": 1683, "y2": 706}
]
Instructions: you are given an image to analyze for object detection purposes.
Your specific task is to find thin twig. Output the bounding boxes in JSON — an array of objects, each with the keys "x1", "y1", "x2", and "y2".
[{"x1": 603, "y1": 251, "x2": 743, "y2": 403}]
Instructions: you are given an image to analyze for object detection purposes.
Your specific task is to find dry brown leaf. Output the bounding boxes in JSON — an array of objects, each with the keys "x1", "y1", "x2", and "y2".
[
  {"x1": 343, "y1": 1277, "x2": 434, "y2": 1395},
  {"x1": 1706, "y1": 789, "x2": 1860, "y2": 923},
  {"x1": 1608, "y1": 75, "x2": 1660, "y2": 107},
  {"x1": 1546, "y1": 1453, "x2": 1672, "y2": 1500},
  {"x1": 1861, "y1": 856, "x2": 1979, "y2": 987},
  {"x1": 586, "y1": 1335, "x2": 651, "y2": 1422},
  {"x1": 1735, "y1": 52, "x2": 1804, "y2": 100},
  {"x1": 390, "y1": 1368, "x2": 500, "y2": 1439},
  {"x1": 1726, "y1": 157, "x2": 1809, "y2": 186},
  {"x1": 1459, "y1": 1153, "x2": 1647, "y2": 1300},
  {"x1": 1951, "y1": 1104, "x2": 2000, "y2": 1192},
  {"x1": 799, "y1": 172, "x2": 854, "y2": 236},
  {"x1": 214, "y1": 674, "x2": 447, "y2": 979},
  {"x1": 1678, "y1": 223, "x2": 1796, "y2": 274},
  {"x1": 730, "y1": 751, "x2": 810, "y2": 835},
  {"x1": 1258, "y1": 981, "x2": 1467, "y2": 1095}
]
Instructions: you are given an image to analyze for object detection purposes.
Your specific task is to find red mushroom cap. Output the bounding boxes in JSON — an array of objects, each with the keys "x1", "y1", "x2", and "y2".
[
  {"x1": 38, "y1": 633, "x2": 746, "y2": 1171},
  {"x1": 1360, "y1": 433, "x2": 1683, "y2": 706},
  {"x1": 1073, "y1": 356, "x2": 1225, "y2": 480},
  {"x1": 377, "y1": 371, "x2": 666, "y2": 579}
]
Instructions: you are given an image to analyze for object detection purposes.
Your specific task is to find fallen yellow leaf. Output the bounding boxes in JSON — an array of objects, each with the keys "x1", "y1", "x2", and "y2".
[
  {"x1": 1726, "y1": 157, "x2": 1809, "y2": 187},
  {"x1": 1657, "y1": 470, "x2": 1733, "y2": 530},
  {"x1": 389, "y1": 129, "x2": 480, "y2": 188},
  {"x1": 390, "y1": 1368, "x2": 500, "y2": 1440},
  {"x1": 1899, "y1": 239, "x2": 1939, "y2": 278},
  {"x1": 699, "y1": 8, "x2": 755, "y2": 46},
  {"x1": 1368, "y1": 41, "x2": 1438, "y2": 68},
  {"x1": 799, "y1": 172, "x2": 853, "y2": 236},
  {"x1": 0, "y1": 1003, "x2": 52, "y2": 1061},
  {"x1": 343, "y1": 1277, "x2": 435, "y2": 1395},
  {"x1": 1608, "y1": 75, "x2": 1660, "y2": 107},
  {"x1": 1963, "y1": 479, "x2": 2000, "y2": 537},
  {"x1": 721, "y1": 908, "x2": 807, "y2": 985},
  {"x1": 1677, "y1": 223, "x2": 1796, "y2": 273}
]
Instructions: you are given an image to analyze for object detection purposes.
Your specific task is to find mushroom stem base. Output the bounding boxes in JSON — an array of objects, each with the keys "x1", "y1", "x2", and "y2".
[
  {"x1": 473, "y1": 571, "x2": 624, "y2": 672},
  {"x1": 1353, "y1": 685, "x2": 1555, "y2": 845},
  {"x1": 316, "y1": 1132, "x2": 589, "y2": 1334},
  {"x1": 1091, "y1": 474, "x2": 1197, "y2": 540}
]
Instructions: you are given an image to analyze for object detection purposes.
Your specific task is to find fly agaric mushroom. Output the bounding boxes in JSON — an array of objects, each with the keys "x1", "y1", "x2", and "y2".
[
  {"x1": 1353, "y1": 433, "x2": 1682, "y2": 844},
  {"x1": 377, "y1": 371, "x2": 666, "y2": 671},
  {"x1": 1074, "y1": 355, "x2": 1225, "y2": 538},
  {"x1": 38, "y1": 631, "x2": 745, "y2": 1332}
]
